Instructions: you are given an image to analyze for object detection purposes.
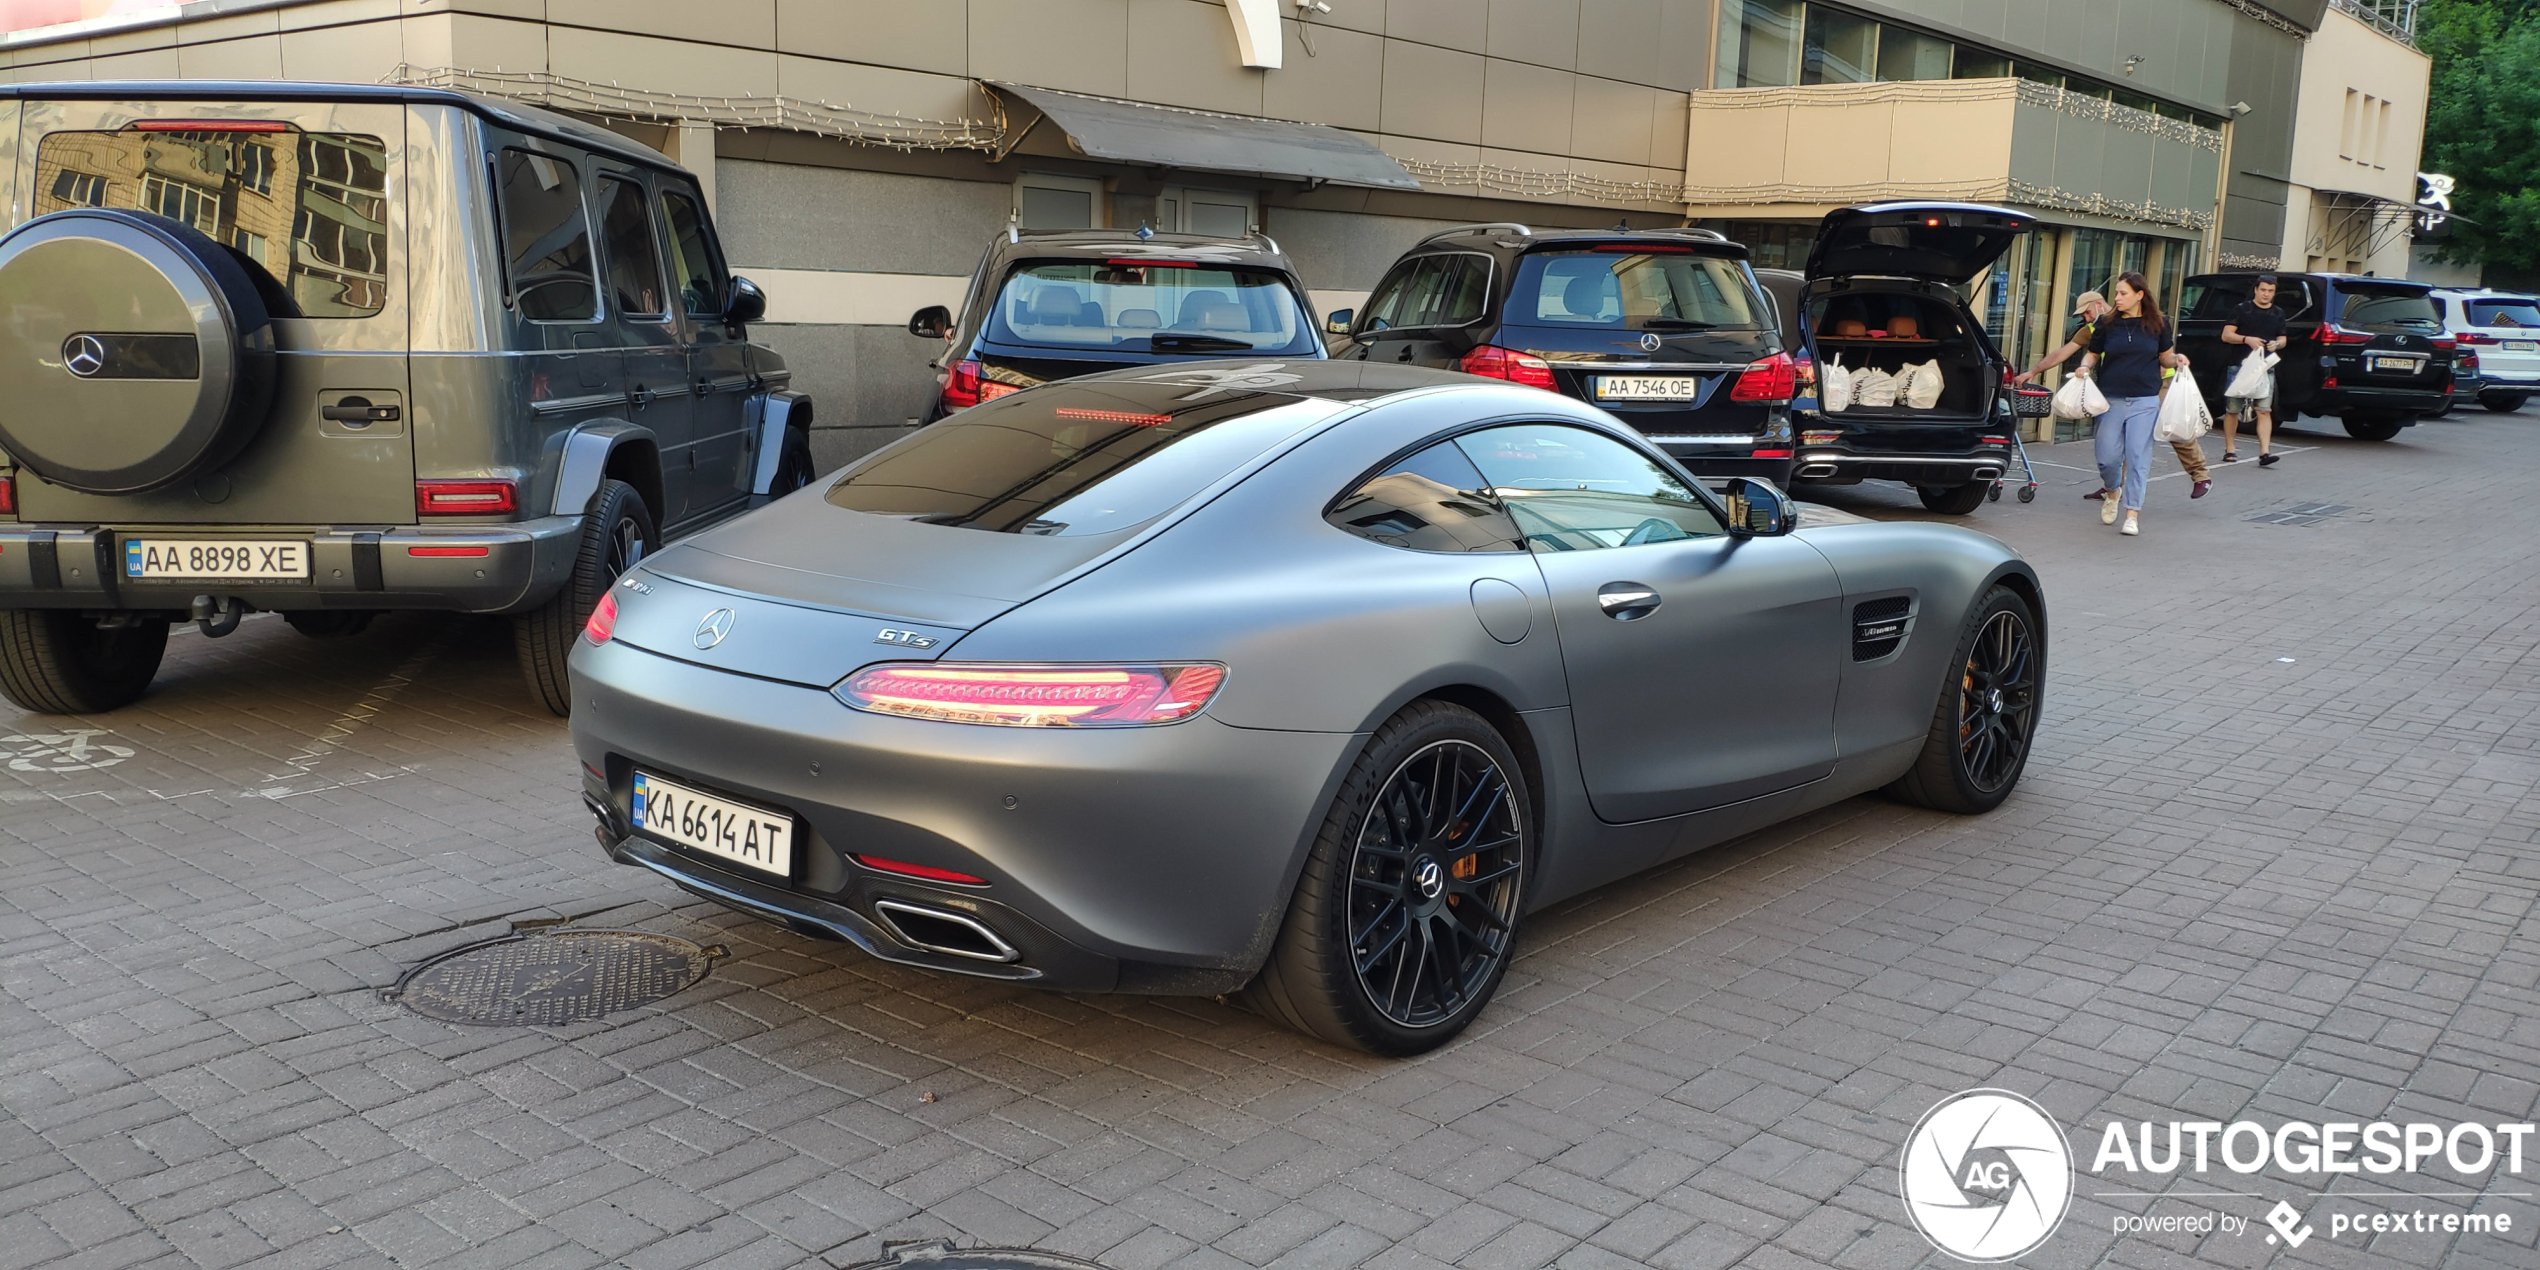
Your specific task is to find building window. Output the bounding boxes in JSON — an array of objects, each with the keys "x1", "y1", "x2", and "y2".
[
  {"x1": 1717, "y1": 0, "x2": 1804, "y2": 88},
  {"x1": 1801, "y1": 6, "x2": 1877, "y2": 84},
  {"x1": 1016, "y1": 172, "x2": 1105, "y2": 231},
  {"x1": 2341, "y1": 89, "x2": 2360, "y2": 159},
  {"x1": 1160, "y1": 186, "x2": 1256, "y2": 238},
  {"x1": 2374, "y1": 99, "x2": 2393, "y2": 168},
  {"x1": 142, "y1": 174, "x2": 220, "y2": 234},
  {"x1": 1720, "y1": 220, "x2": 1816, "y2": 271},
  {"x1": 1877, "y1": 28, "x2": 1952, "y2": 82},
  {"x1": 48, "y1": 169, "x2": 108, "y2": 206}
]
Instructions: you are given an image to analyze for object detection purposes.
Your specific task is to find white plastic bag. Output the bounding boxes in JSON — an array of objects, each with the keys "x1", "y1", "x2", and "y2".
[
  {"x1": 2155, "y1": 364, "x2": 2212, "y2": 442},
  {"x1": 2225, "y1": 346, "x2": 2278, "y2": 400},
  {"x1": 1902, "y1": 359, "x2": 1944, "y2": 409},
  {"x1": 1853, "y1": 367, "x2": 1899, "y2": 408},
  {"x1": 1820, "y1": 356, "x2": 1853, "y2": 412},
  {"x1": 2052, "y1": 371, "x2": 2107, "y2": 420}
]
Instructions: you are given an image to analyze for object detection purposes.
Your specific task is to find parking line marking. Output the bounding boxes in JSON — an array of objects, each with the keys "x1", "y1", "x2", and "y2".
[{"x1": 261, "y1": 634, "x2": 448, "y2": 784}]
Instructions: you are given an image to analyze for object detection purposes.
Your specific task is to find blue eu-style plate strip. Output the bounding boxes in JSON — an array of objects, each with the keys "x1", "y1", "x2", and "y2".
[
  {"x1": 124, "y1": 540, "x2": 143, "y2": 577},
  {"x1": 631, "y1": 774, "x2": 649, "y2": 822}
]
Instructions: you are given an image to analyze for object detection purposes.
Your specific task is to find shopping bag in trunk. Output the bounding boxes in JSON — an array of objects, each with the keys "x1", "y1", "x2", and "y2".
[
  {"x1": 2225, "y1": 347, "x2": 2277, "y2": 400},
  {"x1": 2154, "y1": 364, "x2": 2212, "y2": 442},
  {"x1": 1902, "y1": 359, "x2": 1944, "y2": 409},
  {"x1": 1853, "y1": 367, "x2": 1899, "y2": 408},
  {"x1": 2052, "y1": 371, "x2": 2107, "y2": 420},
  {"x1": 1821, "y1": 356, "x2": 1853, "y2": 412}
]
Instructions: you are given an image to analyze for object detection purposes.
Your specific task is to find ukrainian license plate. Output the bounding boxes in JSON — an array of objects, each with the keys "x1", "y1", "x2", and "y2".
[
  {"x1": 632, "y1": 770, "x2": 794, "y2": 877},
  {"x1": 123, "y1": 538, "x2": 308, "y2": 581},
  {"x1": 2368, "y1": 355, "x2": 2426, "y2": 374},
  {"x1": 1596, "y1": 375, "x2": 1703, "y2": 401},
  {"x1": 2504, "y1": 341, "x2": 2536, "y2": 352}
]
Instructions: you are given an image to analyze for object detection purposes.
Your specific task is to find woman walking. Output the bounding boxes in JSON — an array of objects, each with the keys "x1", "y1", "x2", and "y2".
[
  {"x1": 2081, "y1": 272, "x2": 2186, "y2": 537},
  {"x1": 2020, "y1": 289, "x2": 2210, "y2": 499}
]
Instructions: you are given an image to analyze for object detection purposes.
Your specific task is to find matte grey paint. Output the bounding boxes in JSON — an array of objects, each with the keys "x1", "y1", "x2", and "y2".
[{"x1": 569, "y1": 367, "x2": 2042, "y2": 993}]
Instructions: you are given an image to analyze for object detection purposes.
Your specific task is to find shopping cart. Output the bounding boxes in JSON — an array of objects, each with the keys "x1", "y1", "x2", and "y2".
[{"x1": 1993, "y1": 384, "x2": 2053, "y2": 504}]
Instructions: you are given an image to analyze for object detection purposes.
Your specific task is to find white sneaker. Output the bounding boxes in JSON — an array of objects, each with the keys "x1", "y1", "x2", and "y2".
[
  {"x1": 2101, "y1": 493, "x2": 2121, "y2": 525},
  {"x1": 2120, "y1": 511, "x2": 2140, "y2": 536}
]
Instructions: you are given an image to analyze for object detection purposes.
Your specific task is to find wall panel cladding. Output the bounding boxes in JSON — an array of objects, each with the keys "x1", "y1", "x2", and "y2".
[
  {"x1": 716, "y1": 161, "x2": 1010, "y2": 276},
  {"x1": 1267, "y1": 207, "x2": 1476, "y2": 294}
]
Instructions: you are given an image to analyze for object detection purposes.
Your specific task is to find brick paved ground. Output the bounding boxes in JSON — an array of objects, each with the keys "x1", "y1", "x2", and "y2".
[{"x1": 3, "y1": 409, "x2": 2536, "y2": 1270}]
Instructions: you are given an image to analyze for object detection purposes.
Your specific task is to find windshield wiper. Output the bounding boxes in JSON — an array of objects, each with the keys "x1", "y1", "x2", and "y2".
[
  {"x1": 1639, "y1": 319, "x2": 1717, "y2": 331},
  {"x1": 1149, "y1": 334, "x2": 1253, "y2": 352}
]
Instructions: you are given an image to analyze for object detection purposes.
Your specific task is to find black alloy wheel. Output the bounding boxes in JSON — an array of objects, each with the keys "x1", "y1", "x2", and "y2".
[
  {"x1": 1917, "y1": 482, "x2": 1990, "y2": 516},
  {"x1": 515, "y1": 478, "x2": 656, "y2": 716},
  {"x1": 2481, "y1": 392, "x2": 2529, "y2": 413},
  {"x1": 1346, "y1": 740, "x2": 1526, "y2": 1030},
  {"x1": 1888, "y1": 586, "x2": 2042, "y2": 815},
  {"x1": 2342, "y1": 414, "x2": 2405, "y2": 441}
]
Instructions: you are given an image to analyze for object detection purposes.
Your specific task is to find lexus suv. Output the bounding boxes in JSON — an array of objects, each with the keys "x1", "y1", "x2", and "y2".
[
  {"x1": 908, "y1": 228, "x2": 1324, "y2": 420},
  {"x1": 1324, "y1": 225, "x2": 1797, "y2": 486},
  {"x1": 2177, "y1": 272, "x2": 2452, "y2": 440},
  {"x1": 1753, "y1": 202, "x2": 2032, "y2": 515},
  {"x1": 0, "y1": 80, "x2": 812, "y2": 715}
]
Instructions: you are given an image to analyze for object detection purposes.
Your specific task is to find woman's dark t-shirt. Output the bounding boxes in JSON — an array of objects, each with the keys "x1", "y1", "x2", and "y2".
[{"x1": 2088, "y1": 316, "x2": 2174, "y2": 398}]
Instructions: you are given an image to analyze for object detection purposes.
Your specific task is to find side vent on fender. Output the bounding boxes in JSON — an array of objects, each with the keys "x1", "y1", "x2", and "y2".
[{"x1": 1852, "y1": 596, "x2": 1912, "y2": 661}]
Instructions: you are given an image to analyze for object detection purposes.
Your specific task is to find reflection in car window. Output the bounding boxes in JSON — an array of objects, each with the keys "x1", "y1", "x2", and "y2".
[
  {"x1": 984, "y1": 261, "x2": 1316, "y2": 355},
  {"x1": 656, "y1": 187, "x2": 726, "y2": 317},
  {"x1": 2466, "y1": 299, "x2": 2540, "y2": 329},
  {"x1": 2338, "y1": 289, "x2": 2442, "y2": 333},
  {"x1": 598, "y1": 176, "x2": 666, "y2": 318},
  {"x1": 496, "y1": 148, "x2": 597, "y2": 321},
  {"x1": 1513, "y1": 249, "x2": 1764, "y2": 331},
  {"x1": 828, "y1": 384, "x2": 1339, "y2": 535},
  {"x1": 1452, "y1": 424, "x2": 1725, "y2": 552},
  {"x1": 1327, "y1": 441, "x2": 1524, "y2": 553},
  {"x1": 1358, "y1": 254, "x2": 1490, "y2": 332}
]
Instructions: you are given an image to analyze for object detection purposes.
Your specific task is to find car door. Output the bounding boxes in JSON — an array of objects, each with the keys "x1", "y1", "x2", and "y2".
[
  {"x1": 591, "y1": 166, "x2": 693, "y2": 520},
  {"x1": 656, "y1": 180, "x2": 753, "y2": 522},
  {"x1": 1455, "y1": 423, "x2": 1843, "y2": 822}
]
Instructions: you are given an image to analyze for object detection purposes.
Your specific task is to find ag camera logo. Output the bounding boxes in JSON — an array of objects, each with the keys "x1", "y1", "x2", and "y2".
[{"x1": 1901, "y1": 1089, "x2": 2073, "y2": 1262}]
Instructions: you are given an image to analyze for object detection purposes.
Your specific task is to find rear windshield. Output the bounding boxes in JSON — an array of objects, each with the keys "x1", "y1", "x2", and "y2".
[
  {"x1": 36, "y1": 127, "x2": 390, "y2": 317},
  {"x1": 826, "y1": 378, "x2": 1340, "y2": 535},
  {"x1": 2466, "y1": 298, "x2": 2540, "y2": 328},
  {"x1": 983, "y1": 261, "x2": 1318, "y2": 356},
  {"x1": 1510, "y1": 248, "x2": 1766, "y2": 332},
  {"x1": 2338, "y1": 288, "x2": 2442, "y2": 333}
]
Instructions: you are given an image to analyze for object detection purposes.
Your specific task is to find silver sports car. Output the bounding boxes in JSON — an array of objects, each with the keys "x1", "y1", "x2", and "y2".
[{"x1": 568, "y1": 361, "x2": 2044, "y2": 1055}]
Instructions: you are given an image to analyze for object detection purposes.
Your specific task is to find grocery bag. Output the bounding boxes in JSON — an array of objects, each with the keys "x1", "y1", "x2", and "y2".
[
  {"x1": 2052, "y1": 370, "x2": 2107, "y2": 420},
  {"x1": 1902, "y1": 359, "x2": 1944, "y2": 409},
  {"x1": 2154, "y1": 364, "x2": 2212, "y2": 442},
  {"x1": 1821, "y1": 356, "x2": 1853, "y2": 412},
  {"x1": 1853, "y1": 367, "x2": 1899, "y2": 408},
  {"x1": 2225, "y1": 347, "x2": 2277, "y2": 400}
]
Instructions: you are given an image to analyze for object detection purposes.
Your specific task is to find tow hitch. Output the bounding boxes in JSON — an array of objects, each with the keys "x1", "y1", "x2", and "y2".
[{"x1": 190, "y1": 594, "x2": 245, "y2": 637}]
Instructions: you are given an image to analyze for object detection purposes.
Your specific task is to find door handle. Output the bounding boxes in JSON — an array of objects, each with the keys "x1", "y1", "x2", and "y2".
[
  {"x1": 320, "y1": 397, "x2": 398, "y2": 424},
  {"x1": 627, "y1": 384, "x2": 654, "y2": 410},
  {"x1": 1597, "y1": 582, "x2": 1660, "y2": 620}
]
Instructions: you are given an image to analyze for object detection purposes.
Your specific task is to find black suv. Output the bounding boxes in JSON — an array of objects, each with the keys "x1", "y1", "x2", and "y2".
[
  {"x1": 1325, "y1": 225, "x2": 1796, "y2": 485},
  {"x1": 1753, "y1": 203, "x2": 2032, "y2": 515},
  {"x1": 2176, "y1": 272, "x2": 2452, "y2": 441},
  {"x1": 909, "y1": 228, "x2": 1323, "y2": 420}
]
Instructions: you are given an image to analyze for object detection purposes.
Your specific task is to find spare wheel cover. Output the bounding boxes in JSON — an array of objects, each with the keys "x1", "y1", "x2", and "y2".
[{"x1": 0, "y1": 208, "x2": 277, "y2": 495}]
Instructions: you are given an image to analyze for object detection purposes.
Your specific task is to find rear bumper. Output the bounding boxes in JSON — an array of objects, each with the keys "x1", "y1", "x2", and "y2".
[
  {"x1": 0, "y1": 516, "x2": 584, "y2": 614},
  {"x1": 1791, "y1": 451, "x2": 2010, "y2": 485},
  {"x1": 2308, "y1": 387, "x2": 2447, "y2": 417},
  {"x1": 1647, "y1": 444, "x2": 1794, "y2": 484}
]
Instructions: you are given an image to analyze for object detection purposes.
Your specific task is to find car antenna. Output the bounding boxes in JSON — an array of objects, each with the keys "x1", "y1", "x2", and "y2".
[
  {"x1": 1614, "y1": 219, "x2": 1630, "y2": 232},
  {"x1": 1136, "y1": 221, "x2": 1154, "y2": 240}
]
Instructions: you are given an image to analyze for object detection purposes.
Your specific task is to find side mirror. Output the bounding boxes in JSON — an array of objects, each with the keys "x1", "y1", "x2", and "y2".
[
  {"x1": 908, "y1": 304, "x2": 953, "y2": 340},
  {"x1": 1323, "y1": 308, "x2": 1354, "y2": 336},
  {"x1": 722, "y1": 275, "x2": 767, "y2": 326},
  {"x1": 1721, "y1": 476, "x2": 1798, "y2": 537}
]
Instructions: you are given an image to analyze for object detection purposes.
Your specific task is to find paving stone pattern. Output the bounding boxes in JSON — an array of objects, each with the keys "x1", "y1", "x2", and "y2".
[{"x1": 3, "y1": 413, "x2": 2536, "y2": 1270}]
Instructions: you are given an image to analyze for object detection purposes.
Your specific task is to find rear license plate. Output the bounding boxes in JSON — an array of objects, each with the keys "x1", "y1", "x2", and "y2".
[
  {"x1": 2368, "y1": 355, "x2": 2426, "y2": 374},
  {"x1": 123, "y1": 539, "x2": 308, "y2": 581},
  {"x1": 2504, "y1": 341, "x2": 2536, "y2": 352},
  {"x1": 631, "y1": 770, "x2": 795, "y2": 877},
  {"x1": 1596, "y1": 375, "x2": 1703, "y2": 401}
]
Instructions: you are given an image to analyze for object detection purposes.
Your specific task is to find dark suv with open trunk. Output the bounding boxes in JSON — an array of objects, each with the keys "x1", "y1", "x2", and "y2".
[
  {"x1": 1325, "y1": 225, "x2": 1797, "y2": 486},
  {"x1": 1754, "y1": 202, "x2": 2032, "y2": 515}
]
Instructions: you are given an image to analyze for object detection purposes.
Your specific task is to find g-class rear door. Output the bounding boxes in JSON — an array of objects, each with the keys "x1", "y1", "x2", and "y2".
[{"x1": 655, "y1": 180, "x2": 753, "y2": 524}]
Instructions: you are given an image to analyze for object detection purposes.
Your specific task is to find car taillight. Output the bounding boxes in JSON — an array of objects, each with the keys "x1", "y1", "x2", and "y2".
[
  {"x1": 1801, "y1": 429, "x2": 1843, "y2": 445},
  {"x1": 853, "y1": 855, "x2": 988, "y2": 885},
  {"x1": 1730, "y1": 352, "x2": 1797, "y2": 402},
  {"x1": 839, "y1": 662, "x2": 1227, "y2": 728},
  {"x1": 415, "y1": 479, "x2": 517, "y2": 515},
  {"x1": 1458, "y1": 345, "x2": 1557, "y2": 390},
  {"x1": 0, "y1": 474, "x2": 13, "y2": 516},
  {"x1": 583, "y1": 591, "x2": 618, "y2": 644},
  {"x1": 2461, "y1": 351, "x2": 2481, "y2": 371},
  {"x1": 2317, "y1": 326, "x2": 2373, "y2": 346},
  {"x1": 2457, "y1": 332, "x2": 2498, "y2": 345},
  {"x1": 1750, "y1": 448, "x2": 1793, "y2": 459},
  {"x1": 1979, "y1": 435, "x2": 2011, "y2": 448},
  {"x1": 940, "y1": 359, "x2": 1023, "y2": 411}
]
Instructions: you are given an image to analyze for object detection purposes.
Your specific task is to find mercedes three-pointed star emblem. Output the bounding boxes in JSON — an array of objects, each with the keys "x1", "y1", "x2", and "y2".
[
  {"x1": 61, "y1": 335, "x2": 106, "y2": 378},
  {"x1": 693, "y1": 608, "x2": 736, "y2": 650}
]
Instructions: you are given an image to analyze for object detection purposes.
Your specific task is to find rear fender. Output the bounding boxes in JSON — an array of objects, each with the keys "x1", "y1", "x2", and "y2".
[
  {"x1": 551, "y1": 421, "x2": 659, "y2": 517},
  {"x1": 743, "y1": 391, "x2": 811, "y2": 495}
]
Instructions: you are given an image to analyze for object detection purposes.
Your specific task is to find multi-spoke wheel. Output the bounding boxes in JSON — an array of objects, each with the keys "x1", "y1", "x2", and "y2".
[
  {"x1": 1247, "y1": 701, "x2": 1532, "y2": 1055},
  {"x1": 1888, "y1": 586, "x2": 2043, "y2": 814},
  {"x1": 515, "y1": 478, "x2": 657, "y2": 717}
]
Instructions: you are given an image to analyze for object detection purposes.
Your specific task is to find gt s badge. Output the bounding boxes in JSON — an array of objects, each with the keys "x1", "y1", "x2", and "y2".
[{"x1": 874, "y1": 628, "x2": 939, "y2": 649}]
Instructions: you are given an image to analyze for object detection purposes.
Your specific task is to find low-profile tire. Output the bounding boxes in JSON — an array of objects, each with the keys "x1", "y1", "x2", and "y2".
[
  {"x1": 1885, "y1": 586, "x2": 2042, "y2": 815},
  {"x1": 2480, "y1": 392, "x2": 2528, "y2": 413},
  {"x1": 1244, "y1": 701, "x2": 1532, "y2": 1057},
  {"x1": 2342, "y1": 414, "x2": 2405, "y2": 441},
  {"x1": 514, "y1": 478, "x2": 655, "y2": 716},
  {"x1": 283, "y1": 610, "x2": 375, "y2": 638},
  {"x1": 0, "y1": 610, "x2": 169, "y2": 714},
  {"x1": 1917, "y1": 482, "x2": 1990, "y2": 515}
]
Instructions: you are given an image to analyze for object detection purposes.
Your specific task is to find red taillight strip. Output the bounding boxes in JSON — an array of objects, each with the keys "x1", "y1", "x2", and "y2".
[
  {"x1": 415, "y1": 479, "x2": 518, "y2": 516},
  {"x1": 838, "y1": 662, "x2": 1227, "y2": 728},
  {"x1": 583, "y1": 591, "x2": 618, "y2": 644},
  {"x1": 406, "y1": 545, "x2": 490, "y2": 557},
  {"x1": 134, "y1": 119, "x2": 289, "y2": 132},
  {"x1": 853, "y1": 855, "x2": 988, "y2": 885},
  {"x1": 0, "y1": 474, "x2": 14, "y2": 516}
]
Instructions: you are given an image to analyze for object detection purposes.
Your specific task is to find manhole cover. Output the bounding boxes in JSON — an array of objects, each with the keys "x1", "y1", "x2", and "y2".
[
  {"x1": 389, "y1": 929, "x2": 723, "y2": 1026},
  {"x1": 843, "y1": 1244, "x2": 1114, "y2": 1270},
  {"x1": 2244, "y1": 502, "x2": 2355, "y2": 527}
]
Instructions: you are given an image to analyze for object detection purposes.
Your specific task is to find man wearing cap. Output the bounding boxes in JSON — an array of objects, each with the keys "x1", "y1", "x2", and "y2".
[{"x1": 2020, "y1": 289, "x2": 2212, "y2": 498}]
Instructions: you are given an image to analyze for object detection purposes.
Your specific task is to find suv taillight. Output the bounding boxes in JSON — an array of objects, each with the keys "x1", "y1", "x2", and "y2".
[
  {"x1": 2317, "y1": 326, "x2": 2373, "y2": 346},
  {"x1": 940, "y1": 359, "x2": 1021, "y2": 411},
  {"x1": 2457, "y1": 332, "x2": 2498, "y2": 345},
  {"x1": 0, "y1": 473, "x2": 13, "y2": 516},
  {"x1": 1729, "y1": 352, "x2": 1797, "y2": 403},
  {"x1": 1458, "y1": 345, "x2": 1557, "y2": 390},
  {"x1": 2460, "y1": 350, "x2": 2481, "y2": 372},
  {"x1": 415, "y1": 479, "x2": 517, "y2": 516}
]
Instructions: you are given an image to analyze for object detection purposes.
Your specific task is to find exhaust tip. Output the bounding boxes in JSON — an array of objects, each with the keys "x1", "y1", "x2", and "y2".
[
  {"x1": 1972, "y1": 466, "x2": 2003, "y2": 481},
  {"x1": 1795, "y1": 463, "x2": 1838, "y2": 479},
  {"x1": 874, "y1": 899, "x2": 1020, "y2": 963}
]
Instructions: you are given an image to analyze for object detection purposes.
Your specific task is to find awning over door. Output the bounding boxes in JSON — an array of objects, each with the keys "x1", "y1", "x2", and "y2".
[{"x1": 986, "y1": 82, "x2": 1419, "y2": 190}]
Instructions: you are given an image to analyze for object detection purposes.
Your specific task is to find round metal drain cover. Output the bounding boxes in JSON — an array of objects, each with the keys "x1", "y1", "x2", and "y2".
[
  {"x1": 390, "y1": 929, "x2": 721, "y2": 1026},
  {"x1": 843, "y1": 1244, "x2": 1113, "y2": 1270}
]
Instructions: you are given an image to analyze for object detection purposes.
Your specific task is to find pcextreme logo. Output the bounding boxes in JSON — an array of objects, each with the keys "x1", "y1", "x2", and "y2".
[{"x1": 1899, "y1": 1089, "x2": 2074, "y2": 1262}]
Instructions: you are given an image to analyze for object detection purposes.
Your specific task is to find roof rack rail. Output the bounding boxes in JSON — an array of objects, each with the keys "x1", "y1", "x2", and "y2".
[
  {"x1": 1250, "y1": 230, "x2": 1281, "y2": 254},
  {"x1": 1635, "y1": 226, "x2": 1730, "y2": 241},
  {"x1": 1416, "y1": 222, "x2": 1532, "y2": 246}
]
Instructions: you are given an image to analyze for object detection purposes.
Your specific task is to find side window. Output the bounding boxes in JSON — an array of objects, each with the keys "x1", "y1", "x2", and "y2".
[
  {"x1": 656, "y1": 186, "x2": 728, "y2": 318},
  {"x1": 1356, "y1": 254, "x2": 1489, "y2": 332},
  {"x1": 598, "y1": 176, "x2": 666, "y2": 318},
  {"x1": 1453, "y1": 424, "x2": 1725, "y2": 552},
  {"x1": 1327, "y1": 441, "x2": 1525, "y2": 553},
  {"x1": 496, "y1": 148, "x2": 597, "y2": 321},
  {"x1": 1358, "y1": 258, "x2": 1429, "y2": 332}
]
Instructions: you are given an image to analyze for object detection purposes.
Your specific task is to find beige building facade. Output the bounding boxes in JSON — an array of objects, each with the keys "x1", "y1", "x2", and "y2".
[{"x1": 2276, "y1": 0, "x2": 2429, "y2": 277}]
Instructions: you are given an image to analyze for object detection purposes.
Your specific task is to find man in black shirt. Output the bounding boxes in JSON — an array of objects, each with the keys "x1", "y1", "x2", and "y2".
[{"x1": 2220, "y1": 275, "x2": 2290, "y2": 465}]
